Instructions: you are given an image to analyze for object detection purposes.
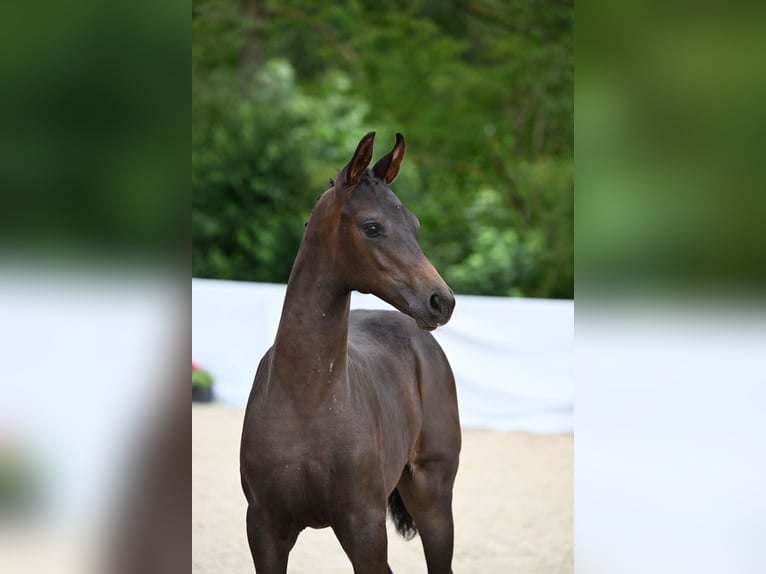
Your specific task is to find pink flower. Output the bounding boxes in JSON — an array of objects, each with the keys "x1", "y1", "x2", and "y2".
[{"x1": 192, "y1": 360, "x2": 200, "y2": 372}]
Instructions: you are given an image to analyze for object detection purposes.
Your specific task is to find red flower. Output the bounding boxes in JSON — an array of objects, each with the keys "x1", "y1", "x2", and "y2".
[{"x1": 192, "y1": 360, "x2": 200, "y2": 372}]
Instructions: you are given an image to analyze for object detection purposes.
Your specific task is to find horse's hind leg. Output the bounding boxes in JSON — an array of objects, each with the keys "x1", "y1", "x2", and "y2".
[
  {"x1": 245, "y1": 503, "x2": 299, "y2": 574},
  {"x1": 396, "y1": 460, "x2": 458, "y2": 574}
]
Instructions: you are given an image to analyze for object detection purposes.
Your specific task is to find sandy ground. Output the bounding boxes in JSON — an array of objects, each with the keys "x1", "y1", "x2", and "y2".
[{"x1": 193, "y1": 403, "x2": 572, "y2": 574}]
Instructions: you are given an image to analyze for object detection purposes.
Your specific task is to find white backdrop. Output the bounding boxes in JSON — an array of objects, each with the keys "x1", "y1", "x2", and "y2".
[{"x1": 192, "y1": 278, "x2": 573, "y2": 433}]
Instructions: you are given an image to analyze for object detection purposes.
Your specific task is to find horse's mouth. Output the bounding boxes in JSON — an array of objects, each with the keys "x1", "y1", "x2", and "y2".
[
  {"x1": 389, "y1": 298, "x2": 443, "y2": 331},
  {"x1": 414, "y1": 315, "x2": 440, "y2": 331}
]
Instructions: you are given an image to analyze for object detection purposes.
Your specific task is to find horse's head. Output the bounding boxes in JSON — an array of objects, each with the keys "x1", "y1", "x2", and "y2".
[{"x1": 310, "y1": 132, "x2": 455, "y2": 330}]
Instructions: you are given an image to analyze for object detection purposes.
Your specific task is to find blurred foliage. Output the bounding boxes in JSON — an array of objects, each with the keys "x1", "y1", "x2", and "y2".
[
  {"x1": 192, "y1": 0, "x2": 572, "y2": 297},
  {"x1": 0, "y1": 0, "x2": 186, "y2": 260},
  {"x1": 576, "y1": 1, "x2": 766, "y2": 298}
]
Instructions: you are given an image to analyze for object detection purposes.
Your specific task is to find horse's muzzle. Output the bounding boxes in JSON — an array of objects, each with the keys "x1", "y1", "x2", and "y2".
[{"x1": 423, "y1": 288, "x2": 455, "y2": 329}]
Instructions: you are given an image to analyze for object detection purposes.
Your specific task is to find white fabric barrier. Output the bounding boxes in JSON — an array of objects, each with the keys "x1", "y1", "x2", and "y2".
[{"x1": 192, "y1": 278, "x2": 573, "y2": 433}]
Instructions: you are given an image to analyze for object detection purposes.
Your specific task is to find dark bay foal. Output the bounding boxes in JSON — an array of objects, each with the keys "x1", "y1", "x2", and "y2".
[{"x1": 240, "y1": 132, "x2": 461, "y2": 574}]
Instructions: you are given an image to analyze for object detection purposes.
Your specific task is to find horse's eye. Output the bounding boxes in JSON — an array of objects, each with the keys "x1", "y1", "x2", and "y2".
[{"x1": 362, "y1": 222, "x2": 382, "y2": 238}]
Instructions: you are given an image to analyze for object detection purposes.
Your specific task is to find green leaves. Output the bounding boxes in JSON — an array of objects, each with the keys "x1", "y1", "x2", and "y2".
[{"x1": 192, "y1": 0, "x2": 573, "y2": 297}]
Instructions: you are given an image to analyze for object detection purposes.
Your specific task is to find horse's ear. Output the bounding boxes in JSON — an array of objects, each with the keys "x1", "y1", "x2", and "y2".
[
  {"x1": 343, "y1": 131, "x2": 376, "y2": 187},
  {"x1": 372, "y1": 133, "x2": 405, "y2": 185}
]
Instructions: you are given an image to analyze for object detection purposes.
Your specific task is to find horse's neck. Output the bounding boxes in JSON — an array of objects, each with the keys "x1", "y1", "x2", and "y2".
[{"x1": 270, "y1": 247, "x2": 351, "y2": 393}]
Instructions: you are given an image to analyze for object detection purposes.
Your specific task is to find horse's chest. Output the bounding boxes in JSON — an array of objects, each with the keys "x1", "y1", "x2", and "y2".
[
  {"x1": 243, "y1": 375, "x2": 414, "y2": 522},
  {"x1": 246, "y1": 392, "x2": 376, "y2": 464},
  {"x1": 253, "y1": 406, "x2": 377, "y2": 470},
  {"x1": 246, "y1": 413, "x2": 378, "y2": 525}
]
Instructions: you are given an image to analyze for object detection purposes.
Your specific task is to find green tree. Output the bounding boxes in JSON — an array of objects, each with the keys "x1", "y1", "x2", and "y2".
[{"x1": 192, "y1": 0, "x2": 573, "y2": 297}]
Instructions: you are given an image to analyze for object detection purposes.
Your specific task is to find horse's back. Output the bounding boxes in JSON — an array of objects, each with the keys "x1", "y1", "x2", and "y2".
[
  {"x1": 348, "y1": 309, "x2": 460, "y2": 434},
  {"x1": 348, "y1": 309, "x2": 448, "y2": 385},
  {"x1": 349, "y1": 309, "x2": 461, "y2": 477},
  {"x1": 348, "y1": 309, "x2": 453, "y2": 376},
  {"x1": 349, "y1": 308, "x2": 439, "y2": 346}
]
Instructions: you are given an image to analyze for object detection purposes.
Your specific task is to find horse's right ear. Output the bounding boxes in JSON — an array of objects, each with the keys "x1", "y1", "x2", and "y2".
[{"x1": 342, "y1": 131, "x2": 375, "y2": 187}]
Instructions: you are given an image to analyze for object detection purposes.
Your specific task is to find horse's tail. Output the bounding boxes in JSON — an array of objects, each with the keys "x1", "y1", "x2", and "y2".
[{"x1": 387, "y1": 488, "x2": 418, "y2": 540}]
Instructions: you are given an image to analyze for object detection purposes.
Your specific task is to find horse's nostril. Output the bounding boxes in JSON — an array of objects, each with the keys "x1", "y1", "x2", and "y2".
[{"x1": 429, "y1": 293, "x2": 443, "y2": 314}]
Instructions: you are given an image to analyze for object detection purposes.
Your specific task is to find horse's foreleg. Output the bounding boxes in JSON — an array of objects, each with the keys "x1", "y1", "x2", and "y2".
[
  {"x1": 396, "y1": 461, "x2": 457, "y2": 574},
  {"x1": 333, "y1": 507, "x2": 389, "y2": 574},
  {"x1": 245, "y1": 503, "x2": 299, "y2": 574}
]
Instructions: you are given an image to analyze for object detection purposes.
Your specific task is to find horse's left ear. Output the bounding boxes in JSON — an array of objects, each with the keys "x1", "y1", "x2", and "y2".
[
  {"x1": 372, "y1": 133, "x2": 405, "y2": 185},
  {"x1": 343, "y1": 131, "x2": 376, "y2": 187}
]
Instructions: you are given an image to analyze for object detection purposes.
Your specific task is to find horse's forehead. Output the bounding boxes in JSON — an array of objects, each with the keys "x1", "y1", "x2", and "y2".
[{"x1": 347, "y1": 178, "x2": 401, "y2": 211}]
